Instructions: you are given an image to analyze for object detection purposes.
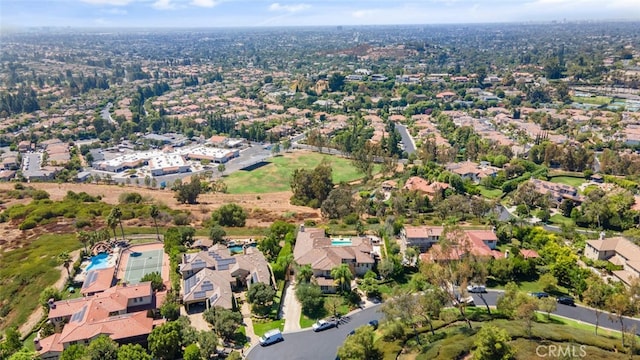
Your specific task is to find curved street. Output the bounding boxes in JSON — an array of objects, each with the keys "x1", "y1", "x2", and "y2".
[{"x1": 247, "y1": 290, "x2": 640, "y2": 360}]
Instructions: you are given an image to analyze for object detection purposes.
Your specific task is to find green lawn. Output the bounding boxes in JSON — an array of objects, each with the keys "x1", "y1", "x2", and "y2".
[
  {"x1": 550, "y1": 213, "x2": 575, "y2": 226},
  {"x1": 300, "y1": 314, "x2": 317, "y2": 329},
  {"x1": 477, "y1": 185, "x2": 503, "y2": 199},
  {"x1": 571, "y1": 96, "x2": 612, "y2": 105},
  {"x1": 252, "y1": 319, "x2": 284, "y2": 337},
  {"x1": 488, "y1": 279, "x2": 569, "y2": 296},
  {"x1": 224, "y1": 152, "x2": 375, "y2": 194},
  {"x1": 0, "y1": 233, "x2": 80, "y2": 333},
  {"x1": 549, "y1": 176, "x2": 586, "y2": 188}
]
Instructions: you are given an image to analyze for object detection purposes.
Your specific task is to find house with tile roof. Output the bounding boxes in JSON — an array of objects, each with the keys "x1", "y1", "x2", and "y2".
[
  {"x1": 401, "y1": 225, "x2": 501, "y2": 260},
  {"x1": 585, "y1": 236, "x2": 640, "y2": 286},
  {"x1": 179, "y1": 244, "x2": 273, "y2": 311},
  {"x1": 37, "y1": 282, "x2": 164, "y2": 360},
  {"x1": 293, "y1": 226, "x2": 376, "y2": 293},
  {"x1": 403, "y1": 176, "x2": 450, "y2": 200},
  {"x1": 445, "y1": 161, "x2": 499, "y2": 184}
]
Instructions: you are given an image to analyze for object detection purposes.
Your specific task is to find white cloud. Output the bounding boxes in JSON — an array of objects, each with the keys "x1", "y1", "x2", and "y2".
[
  {"x1": 269, "y1": 2, "x2": 310, "y2": 13},
  {"x1": 191, "y1": 0, "x2": 219, "y2": 7},
  {"x1": 102, "y1": 8, "x2": 128, "y2": 15},
  {"x1": 152, "y1": 0, "x2": 175, "y2": 10},
  {"x1": 80, "y1": 0, "x2": 132, "y2": 5}
]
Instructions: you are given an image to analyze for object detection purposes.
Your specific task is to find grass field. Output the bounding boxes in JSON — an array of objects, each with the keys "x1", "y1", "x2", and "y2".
[
  {"x1": 549, "y1": 176, "x2": 586, "y2": 188},
  {"x1": 550, "y1": 213, "x2": 575, "y2": 226},
  {"x1": 224, "y1": 153, "x2": 373, "y2": 194},
  {"x1": 571, "y1": 96, "x2": 612, "y2": 105},
  {"x1": 477, "y1": 185, "x2": 503, "y2": 199},
  {"x1": 253, "y1": 319, "x2": 285, "y2": 337},
  {"x1": 0, "y1": 233, "x2": 80, "y2": 332}
]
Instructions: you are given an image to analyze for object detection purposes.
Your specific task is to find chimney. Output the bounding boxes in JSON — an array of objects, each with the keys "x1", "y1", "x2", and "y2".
[
  {"x1": 243, "y1": 244, "x2": 248, "y2": 255},
  {"x1": 34, "y1": 337, "x2": 42, "y2": 351},
  {"x1": 504, "y1": 249, "x2": 510, "y2": 259},
  {"x1": 300, "y1": 224, "x2": 305, "y2": 233},
  {"x1": 48, "y1": 298, "x2": 56, "y2": 309},
  {"x1": 599, "y1": 231, "x2": 605, "y2": 241}
]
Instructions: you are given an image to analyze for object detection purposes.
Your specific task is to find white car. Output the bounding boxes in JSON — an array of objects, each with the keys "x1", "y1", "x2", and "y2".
[
  {"x1": 312, "y1": 319, "x2": 336, "y2": 332},
  {"x1": 466, "y1": 285, "x2": 487, "y2": 293}
]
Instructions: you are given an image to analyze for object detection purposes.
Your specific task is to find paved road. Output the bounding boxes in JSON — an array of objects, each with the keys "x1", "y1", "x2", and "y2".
[
  {"x1": 100, "y1": 102, "x2": 116, "y2": 125},
  {"x1": 248, "y1": 290, "x2": 640, "y2": 360},
  {"x1": 247, "y1": 304, "x2": 383, "y2": 360},
  {"x1": 395, "y1": 123, "x2": 416, "y2": 154}
]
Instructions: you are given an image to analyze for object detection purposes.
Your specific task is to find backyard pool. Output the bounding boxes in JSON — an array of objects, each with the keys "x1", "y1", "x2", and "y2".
[
  {"x1": 331, "y1": 238, "x2": 353, "y2": 246},
  {"x1": 228, "y1": 243, "x2": 257, "y2": 254},
  {"x1": 85, "y1": 253, "x2": 109, "y2": 272}
]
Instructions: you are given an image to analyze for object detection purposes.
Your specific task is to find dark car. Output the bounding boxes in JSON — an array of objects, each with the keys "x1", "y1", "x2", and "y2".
[
  {"x1": 531, "y1": 292, "x2": 549, "y2": 299},
  {"x1": 557, "y1": 296, "x2": 575, "y2": 306},
  {"x1": 368, "y1": 320, "x2": 379, "y2": 329}
]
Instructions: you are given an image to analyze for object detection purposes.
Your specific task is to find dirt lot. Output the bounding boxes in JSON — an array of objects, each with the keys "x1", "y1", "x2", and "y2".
[{"x1": 0, "y1": 182, "x2": 320, "y2": 249}]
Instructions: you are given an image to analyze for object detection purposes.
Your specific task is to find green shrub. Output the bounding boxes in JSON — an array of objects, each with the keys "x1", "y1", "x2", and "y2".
[
  {"x1": 366, "y1": 217, "x2": 380, "y2": 224},
  {"x1": 343, "y1": 213, "x2": 359, "y2": 225},
  {"x1": 19, "y1": 219, "x2": 37, "y2": 230},
  {"x1": 173, "y1": 213, "x2": 190, "y2": 225},
  {"x1": 75, "y1": 218, "x2": 92, "y2": 229}
]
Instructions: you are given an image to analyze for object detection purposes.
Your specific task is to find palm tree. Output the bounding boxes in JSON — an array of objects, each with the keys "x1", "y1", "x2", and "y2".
[
  {"x1": 106, "y1": 212, "x2": 118, "y2": 241},
  {"x1": 150, "y1": 204, "x2": 160, "y2": 241},
  {"x1": 330, "y1": 264, "x2": 353, "y2": 293},
  {"x1": 296, "y1": 264, "x2": 313, "y2": 284},
  {"x1": 76, "y1": 231, "x2": 90, "y2": 255},
  {"x1": 109, "y1": 207, "x2": 125, "y2": 241},
  {"x1": 59, "y1": 252, "x2": 72, "y2": 278}
]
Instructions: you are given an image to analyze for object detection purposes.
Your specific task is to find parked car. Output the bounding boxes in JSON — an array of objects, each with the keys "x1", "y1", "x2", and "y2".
[
  {"x1": 259, "y1": 329, "x2": 284, "y2": 346},
  {"x1": 531, "y1": 292, "x2": 549, "y2": 299},
  {"x1": 466, "y1": 285, "x2": 487, "y2": 293},
  {"x1": 368, "y1": 320, "x2": 379, "y2": 329},
  {"x1": 312, "y1": 319, "x2": 337, "y2": 332},
  {"x1": 557, "y1": 296, "x2": 575, "y2": 306}
]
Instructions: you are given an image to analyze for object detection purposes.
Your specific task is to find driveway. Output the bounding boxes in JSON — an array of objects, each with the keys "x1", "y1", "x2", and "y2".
[{"x1": 280, "y1": 280, "x2": 302, "y2": 332}]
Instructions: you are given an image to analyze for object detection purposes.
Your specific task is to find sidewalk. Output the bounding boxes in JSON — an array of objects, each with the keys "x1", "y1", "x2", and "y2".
[
  {"x1": 238, "y1": 292, "x2": 258, "y2": 347},
  {"x1": 281, "y1": 280, "x2": 302, "y2": 333}
]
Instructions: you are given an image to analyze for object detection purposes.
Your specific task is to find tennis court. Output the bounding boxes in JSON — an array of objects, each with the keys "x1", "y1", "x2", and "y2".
[{"x1": 123, "y1": 249, "x2": 164, "y2": 284}]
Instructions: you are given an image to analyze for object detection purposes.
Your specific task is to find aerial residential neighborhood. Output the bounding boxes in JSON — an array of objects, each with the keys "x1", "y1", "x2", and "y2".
[{"x1": 1, "y1": 2, "x2": 640, "y2": 359}]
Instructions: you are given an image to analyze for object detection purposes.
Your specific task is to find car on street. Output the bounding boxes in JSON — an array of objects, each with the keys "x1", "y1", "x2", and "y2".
[
  {"x1": 466, "y1": 285, "x2": 487, "y2": 293},
  {"x1": 531, "y1": 292, "x2": 550, "y2": 299},
  {"x1": 368, "y1": 320, "x2": 379, "y2": 329},
  {"x1": 259, "y1": 329, "x2": 284, "y2": 346},
  {"x1": 557, "y1": 296, "x2": 575, "y2": 306},
  {"x1": 312, "y1": 319, "x2": 337, "y2": 332}
]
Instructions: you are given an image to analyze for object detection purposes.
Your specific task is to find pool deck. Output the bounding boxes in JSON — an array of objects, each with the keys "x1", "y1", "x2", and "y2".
[{"x1": 75, "y1": 252, "x2": 118, "y2": 283}]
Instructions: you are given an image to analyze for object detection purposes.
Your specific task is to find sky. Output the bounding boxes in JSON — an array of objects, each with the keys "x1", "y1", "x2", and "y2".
[{"x1": 1, "y1": 0, "x2": 639, "y2": 29}]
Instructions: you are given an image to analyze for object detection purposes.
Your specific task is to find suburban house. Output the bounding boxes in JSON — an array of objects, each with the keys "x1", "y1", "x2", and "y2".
[
  {"x1": 80, "y1": 267, "x2": 116, "y2": 296},
  {"x1": 401, "y1": 225, "x2": 501, "y2": 261},
  {"x1": 37, "y1": 282, "x2": 164, "y2": 360},
  {"x1": 585, "y1": 236, "x2": 640, "y2": 285},
  {"x1": 445, "y1": 161, "x2": 499, "y2": 183},
  {"x1": 403, "y1": 176, "x2": 450, "y2": 199},
  {"x1": 529, "y1": 178, "x2": 583, "y2": 205},
  {"x1": 293, "y1": 226, "x2": 376, "y2": 293},
  {"x1": 179, "y1": 244, "x2": 273, "y2": 311}
]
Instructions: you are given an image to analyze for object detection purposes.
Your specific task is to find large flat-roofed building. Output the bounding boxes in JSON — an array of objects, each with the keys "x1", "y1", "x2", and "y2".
[
  {"x1": 148, "y1": 153, "x2": 190, "y2": 176},
  {"x1": 181, "y1": 146, "x2": 239, "y2": 164},
  {"x1": 93, "y1": 152, "x2": 150, "y2": 172}
]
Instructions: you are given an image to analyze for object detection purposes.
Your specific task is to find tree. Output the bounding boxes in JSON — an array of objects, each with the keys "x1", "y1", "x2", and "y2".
[
  {"x1": 77, "y1": 230, "x2": 91, "y2": 254},
  {"x1": 515, "y1": 295, "x2": 539, "y2": 338},
  {"x1": 175, "y1": 176, "x2": 203, "y2": 204},
  {"x1": 247, "y1": 282, "x2": 276, "y2": 308},
  {"x1": 583, "y1": 277, "x2": 610, "y2": 336},
  {"x1": 211, "y1": 203, "x2": 247, "y2": 227},
  {"x1": 0, "y1": 327, "x2": 22, "y2": 359},
  {"x1": 160, "y1": 300, "x2": 180, "y2": 321},
  {"x1": 7, "y1": 348, "x2": 39, "y2": 360},
  {"x1": 321, "y1": 188, "x2": 355, "y2": 219},
  {"x1": 148, "y1": 321, "x2": 183, "y2": 360},
  {"x1": 473, "y1": 325, "x2": 515, "y2": 360},
  {"x1": 539, "y1": 273, "x2": 558, "y2": 293},
  {"x1": 217, "y1": 163, "x2": 226, "y2": 177},
  {"x1": 109, "y1": 207, "x2": 125, "y2": 241},
  {"x1": 290, "y1": 160, "x2": 334, "y2": 208},
  {"x1": 140, "y1": 272, "x2": 164, "y2": 291},
  {"x1": 208, "y1": 225, "x2": 226, "y2": 244},
  {"x1": 106, "y1": 211, "x2": 118, "y2": 241},
  {"x1": 328, "y1": 72, "x2": 345, "y2": 92},
  {"x1": 337, "y1": 326, "x2": 381, "y2": 360},
  {"x1": 117, "y1": 344, "x2": 151, "y2": 360},
  {"x1": 197, "y1": 330, "x2": 218, "y2": 360},
  {"x1": 282, "y1": 138, "x2": 291, "y2": 152},
  {"x1": 58, "y1": 252, "x2": 72, "y2": 278},
  {"x1": 331, "y1": 264, "x2": 353, "y2": 293},
  {"x1": 203, "y1": 307, "x2": 243, "y2": 341},
  {"x1": 87, "y1": 335, "x2": 118, "y2": 360},
  {"x1": 258, "y1": 235, "x2": 281, "y2": 262},
  {"x1": 60, "y1": 344, "x2": 87, "y2": 360},
  {"x1": 609, "y1": 292, "x2": 632, "y2": 347},
  {"x1": 149, "y1": 205, "x2": 161, "y2": 241},
  {"x1": 183, "y1": 344, "x2": 201, "y2": 360},
  {"x1": 271, "y1": 142, "x2": 281, "y2": 156},
  {"x1": 39, "y1": 287, "x2": 62, "y2": 312},
  {"x1": 539, "y1": 296, "x2": 557, "y2": 320},
  {"x1": 296, "y1": 264, "x2": 313, "y2": 284},
  {"x1": 295, "y1": 283, "x2": 324, "y2": 316},
  {"x1": 324, "y1": 296, "x2": 343, "y2": 318}
]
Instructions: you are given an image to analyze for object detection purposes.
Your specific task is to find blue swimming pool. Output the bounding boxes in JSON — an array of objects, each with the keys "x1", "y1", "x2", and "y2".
[
  {"x1": 86, "y1": 253, "x2": 109, "y2": 271},
  {"x1": 228, "y1": 243, "x2": 257, "y2": 254},
  {"x1": 331, "y1": 238, "x2": 353, "y2": 246}
]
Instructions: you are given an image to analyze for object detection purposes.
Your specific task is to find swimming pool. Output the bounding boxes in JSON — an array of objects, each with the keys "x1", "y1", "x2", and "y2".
[
  {"x1": 228, "y1": 243, "x2": 258, "y2": 254},
  {"x1": 86, "y1": 253, "x2": 109, "y2": 271},
  {"x1": 331, "y1": 238, "x2": 352, "y2": 246}
]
